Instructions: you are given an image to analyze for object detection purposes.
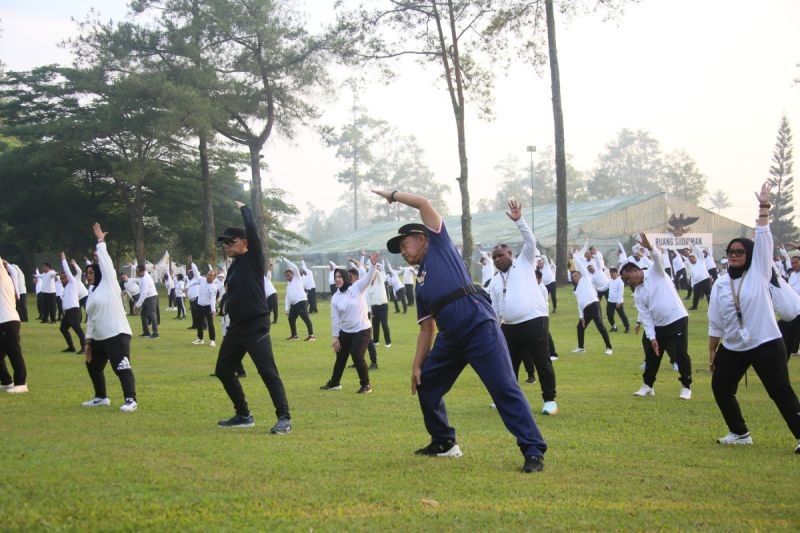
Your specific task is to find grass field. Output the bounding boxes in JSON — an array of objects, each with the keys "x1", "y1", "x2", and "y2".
[{"x1": 2, "y1": 285, "x2": 799, "y2": 530}]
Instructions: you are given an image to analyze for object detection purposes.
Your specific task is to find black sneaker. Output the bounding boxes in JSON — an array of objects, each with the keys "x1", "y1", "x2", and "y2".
[
  {"x1": 270, "y1": 417, "x2": 292, "y2": 435},
  {"x1": 62, "y1": 347, "x2": 76, "y2": 353},
  {"x1": 414, "y1": 439, "x2": 462, "y2": 457},
  {"x1": 286, "y1": 335, "x2": 299, "y2": 341},
  {"x1": 525, "y1": 375, "x2": 536, "y2": 384},
  {"x1": 357, "y1": 384, "x2": 373, "y2": 394},
  {"x1": 320, "y1": 382, "x2": 342, "y2": 391},
  {"x1": 610, "y1": 325, "x2": 618, "y2": 332},
  {"x1": 139, "y1": 332, "x2": 150, "y2": 337},
  {"x1": 522, "y1": 455, "x2": 544, "y2": 473},
  {"x1": 150, "y1": 333, "x2": 160, "y2": 339},
  {"x1": 369, "y1": 362, "x2": 378, "y2": 370},
  {"x1": 217, "y1": 414, "x2": 254, "y2": 428}
]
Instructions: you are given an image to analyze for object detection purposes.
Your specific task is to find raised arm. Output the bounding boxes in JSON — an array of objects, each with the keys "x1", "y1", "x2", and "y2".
[
  {"x1": 373, "y1": 190, "x2": 442, "y2": 231},
  {"x1": 506, "y1": 200, "x2": 536, "y2": 263},
  {"x1": 91, "y1": 223, "x2": 117, "y2": 290},
  {"x1": 617, "y1": 242, "x2": 628, "y2": 262},
  {"x1": 283, "y1": 257, "x2": 301, "y2": 277},
  {"x1": 572, "y1": 251, "x2": 591, "y2": 279},
  {"x1": 60, "y1": 253, "x2": 76, "y2": 284},
  {"x1": 353, "y1": 253, "x2": 379, "y2": 293},
  {"x1": 753, "y1": 181, "x2": 774, "y2": 277}
]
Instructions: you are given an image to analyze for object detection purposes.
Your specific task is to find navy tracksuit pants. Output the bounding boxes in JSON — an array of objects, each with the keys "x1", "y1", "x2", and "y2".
[{"x1": 416, "y1": 319, "x2": 547, "y2": 459}]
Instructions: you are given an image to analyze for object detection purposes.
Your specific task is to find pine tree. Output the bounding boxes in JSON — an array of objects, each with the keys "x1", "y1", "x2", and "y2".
[{"x1": 769, "y1": 115, "x2": 797, "y2": 243}]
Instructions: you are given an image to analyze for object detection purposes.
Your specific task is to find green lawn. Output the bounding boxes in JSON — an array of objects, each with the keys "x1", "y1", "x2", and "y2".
[{"x1": 2, "y1": 286, "x2": 799, "y2": 530}]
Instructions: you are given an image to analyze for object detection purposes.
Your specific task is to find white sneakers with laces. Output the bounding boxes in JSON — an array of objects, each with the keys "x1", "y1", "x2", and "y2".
[
  {"x1": 6, "y1": 384, "x2": 28, "y2": 393},
  {"x1": 679, "y1": 387, "x2": 692, "y2": 400},
  {"x1": 82, "y1": 397, "x2": 111, "y2": 407},
  {"x1": 209, "y1": 340, "x2": 216, "y2": 347},
  {"x1": 120, "y1": 398, "x2": 138, "y2": 412},
  {"x1": 633, "y1": 384, "x2": 655, "y2": 397},
  {"x1": 717, "y1": 432, "x2": 752, "y2": 445},
  {"x1": 192, "y1": 338, "x2": 204, "y2": 345},
  {"x1": 570, "y1": 347, "x2": 585, "y2": 353},
  {"x1": 604, "y1": 348, "x2": 613, "y2": 356}
]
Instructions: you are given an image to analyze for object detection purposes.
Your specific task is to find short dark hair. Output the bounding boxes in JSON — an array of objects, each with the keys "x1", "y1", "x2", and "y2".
[
  {"x1": 618, "y1": 262, "x2": 640, "y2": 276},
  {"x1": 136, "y1": 265, "x2": 145, "y2": 272},
  {"x1": 609, "y1": 267, "x2": 618, "y2": 274}
]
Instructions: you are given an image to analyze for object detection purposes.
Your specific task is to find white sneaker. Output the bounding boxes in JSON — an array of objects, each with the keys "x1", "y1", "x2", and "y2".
[
  {"x1": 385, "y1": 343, "x2": 392, "y2": 348},
  {"x1": 192, "y1": 338, "x2": 204, "y2": 345},
  {"x1": 639, "y1": 361, "x2": 647, "y2": 370},
  {"x1": 633, "y1": 384, "x2": 655, "y2": 397},
  {"x1": 679, "y1": 387, "x2": 692, "y2": 400},
  {"x1": 0, "y1": 383, "x2": 13, "y2": 391},
  {"x1": 120, "y1": 398, "x2": 138, "y2": 412},
  {"x1": 794, "y1": 440, "x2": 800, "y2": 454},
  {"x1": 82, "y1": 397, "x2": 111, "y2": 407},
  {"x1": 604, "y1": 348, "x2": 613, "y2": 356},
  {"x1": 571, "y1": 347, "x2": 585, "y2": 353},
  {"x1": 541, "y1": 401, "x2": 558, "y2": 415},
  {"x1": 209, "y1": 340, "x2": 216, "y2": 347},
  {"x1": 672, "y1": 362, "x2": 679, "y2": 372},
  {"x1": 717, "y1": 432, "x2": 752, "y2": 445},
  {"x1": 489, "y1": 403, "x2": 497, "y2": 409},
  {"x1": 6, "y1": 384, "x2": 28, "y2": 393},
  {"x1": 550, "y1": 356, "x2": 559, "y2": 361}
]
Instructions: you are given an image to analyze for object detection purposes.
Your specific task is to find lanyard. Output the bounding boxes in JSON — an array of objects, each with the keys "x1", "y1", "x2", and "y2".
[{"x1": 729, "y1": 269, "x2": 748, "y2": 330}]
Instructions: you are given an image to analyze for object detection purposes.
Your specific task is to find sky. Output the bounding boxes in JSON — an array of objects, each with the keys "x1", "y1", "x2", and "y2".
[{"x1": 1, "y1": 0, "x2": 799, "y2": 231}]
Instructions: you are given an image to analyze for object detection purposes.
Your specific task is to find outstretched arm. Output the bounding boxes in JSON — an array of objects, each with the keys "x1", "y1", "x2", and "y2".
[{"x1": 373, "y1": 190, "x2": 441, "y2": 231}]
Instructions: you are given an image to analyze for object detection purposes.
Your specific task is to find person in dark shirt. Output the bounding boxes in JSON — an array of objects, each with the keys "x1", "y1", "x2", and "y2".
[
  {"x1": 374, "y1": 189, "x2": 547, "y2": 473},
  {"x1": 214, "y1": 201, "x2": 292, "y2": 434}
]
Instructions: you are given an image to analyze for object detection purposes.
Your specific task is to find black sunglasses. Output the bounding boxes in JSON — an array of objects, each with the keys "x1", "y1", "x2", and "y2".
[{"x1": 726, "y1": 249, "x2": 746, "y2": 257}]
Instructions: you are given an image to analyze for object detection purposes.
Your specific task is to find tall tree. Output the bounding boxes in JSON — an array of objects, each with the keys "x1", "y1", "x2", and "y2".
[
  {"x1": 769, "y1": 115, "x2": 797, "y2": 243},
  {"x1": 706, "y1": 189, "x2": 731, "y2": 213},
  {"x1": 588, "y1": 128, "x2": 662, "y2": 198},
  {"x1": 658, "y1": 149, "x2": 706, "y2": 202},
  {"x1": 336, "y1": 0, "x2": 502, "y2": 273}
]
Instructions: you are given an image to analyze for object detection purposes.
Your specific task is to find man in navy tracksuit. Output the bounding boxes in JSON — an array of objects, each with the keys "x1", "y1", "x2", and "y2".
[{"x1": 375, "y1": 189, "x2": 547, "y2": 473}]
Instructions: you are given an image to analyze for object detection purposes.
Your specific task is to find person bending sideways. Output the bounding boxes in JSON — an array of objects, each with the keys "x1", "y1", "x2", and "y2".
[
  {"x1": 214, "y1": 201, "x2": 292, "y2": 435},
  {"x1": 374, "y1": 189, "x2": 547, "y2": 474},
  {"x1": 708, "y1": 181, "x2": 800, "y2": 453}
]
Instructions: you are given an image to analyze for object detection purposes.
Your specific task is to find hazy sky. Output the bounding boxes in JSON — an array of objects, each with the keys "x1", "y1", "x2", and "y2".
[{"x1": 1, "y1": 0, "x2": 799, "y2": 230}]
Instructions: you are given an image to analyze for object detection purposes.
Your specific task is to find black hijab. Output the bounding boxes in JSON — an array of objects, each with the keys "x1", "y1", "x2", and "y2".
[
  {"x1": 726, "y1": 237, "x2": 754, "y2": 279},
  {"x1": 334, "y1": 268, "x2": 352, "y2": 293}
]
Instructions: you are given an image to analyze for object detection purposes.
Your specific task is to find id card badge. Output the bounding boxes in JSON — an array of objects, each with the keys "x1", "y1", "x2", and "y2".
[{"x1": 738, "y1": 327, "x2": 752, "y2": 345}]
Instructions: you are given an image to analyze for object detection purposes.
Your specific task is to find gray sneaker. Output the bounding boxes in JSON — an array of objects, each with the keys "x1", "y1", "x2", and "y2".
[
  {"x1": 270, "y1": 417, "x2": 292, "y2": 435},
  {"x1": 217, "y1": 414, "x2": 255, "y2": 428}
]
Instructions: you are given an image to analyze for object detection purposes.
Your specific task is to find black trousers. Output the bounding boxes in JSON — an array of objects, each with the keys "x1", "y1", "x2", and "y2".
[
  {"x1": 197, "y1": 305, "x2": 216, "y2": 341},
  {"x1": 267, "y1": 293, "x2": 278, "y2": 324},
  {"x1": 577, "y1": 302, "x2": 612, "y2": 349},
  {"x1": 56, "y1": 295, "x2": 63, "y2": 321},
  {"x1": 673, "y1": 268, "x2": 688, "y2": 293},
  {"x1": 175, "y1": 296, "x2": 186, "y2": 319},
  {"x1": 0, "y1": 321, "x2": 26, "y2": 386},
  {"x1": 641, "y1": 317, "x2": 692, "y2": 388},
  {"x1": 371, "y1": 303, "x2": 391, "y2": 344},
  {"x1": 501, "y1": 317, "x2": 556, "y2": 401},
  {"x1": 288, "y1": 301, "x2": 313, "y2": 337},
  {"x1": 712, "y1": 338, "x2": 800, "y2": 438},
  {"x1": 778, "y1": 314, "x2": 800, "y2": 359},
  {"x1": 367, "y1": 338, "x2": 378, "y2": 364},
  {"x1": 60, "y1": 307, "x2": 85, "y2": 350},
  {"x1": 215, "y1": 328, "x2": 290, "y2": 419},
  {"x1": 691, "y1": 278, "x2": 712, "y2": 309},
  {"x1": 546, "y1": 282, "x2": 557, "y2": 312},
  {"x1": 606, "y1": 301, "x2": 630, "y2": 330},
  {"x1": 79, "y1": 295, "x2": 88, "y2": 323},
  {"x1": 405, "y1": 283, "x2": 415, "y2": 305},
  {"x1": 16, "y1": 294, "x2": 28, "y2": 322},
  {"x1": 168, "y1": 289, "x2": 176, "y2": 308},
  {"x1": 306, "y1": 288, "x2": 318, "y2": 313},
  {"x1": 42, "y1": 292, "x2": 57, "y2": 322},
  {"x1": 597, "y1": 289, "x2": 609, "y2": 303},
  {"x1": 329, "y1": 328, "x2": 371, "y2": 387},
  {"x1": 128, "y1": 296, "x2": 136, "y2": 316},
  {"x1": 391, "y1": 288, "x2": 407, "y2": 313},
  {"x1": 86, "y1": 333, "x2": 136, "y2": 400},
  {"x1": 140, "y1": 295, "x2": 159, "y2": 335},
  {"x1": 709, "y1": 267, "x2": 718, "y2": 282},
  {"x1": 189, "y1": 298, "x2": 204, "y2": 330},
  {"x1": 36, "y1": 292, "x2": 44, "y2": 320}
]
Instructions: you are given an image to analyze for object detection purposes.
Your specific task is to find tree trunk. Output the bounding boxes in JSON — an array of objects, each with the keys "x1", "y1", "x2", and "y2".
[
  {"x1": 199, "y1": 134, "x2": 216, "y2": 263},
  {"x1": 133, "y1": 184, "x2": 146, "y2": 266},
  {"x1": 248, "y1": 142, "x2": 271, "y2": 265},
  {"x1": 546, "y1": 0, "x2": 569, "y2": 285},
  {"x1": 456, "y1": 113, "x2": 474, "y2": 274}
]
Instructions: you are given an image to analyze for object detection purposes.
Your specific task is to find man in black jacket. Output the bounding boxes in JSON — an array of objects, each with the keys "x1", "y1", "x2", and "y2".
[{"x1": 214, "y1": 201, "x2": 292, "y2": 434}]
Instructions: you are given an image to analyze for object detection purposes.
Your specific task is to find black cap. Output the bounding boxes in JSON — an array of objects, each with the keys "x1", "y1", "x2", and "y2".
[
  {"x1": 217, "y1": 227, "x2": 247, "y2": 243},
  {"x1": 387, "y1": 223, "x2": 429, "y2": 254}
]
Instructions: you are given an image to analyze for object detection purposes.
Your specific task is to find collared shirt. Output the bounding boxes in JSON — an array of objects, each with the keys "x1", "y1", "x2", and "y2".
[
  {"x1": 690, "y1": 244, "x2": 710, "y2": 283},
  {"x1": 300, "y1": 260, "x2": 316, "y2": 290},
  {"x1": 60, "y1": 258, "x2": 81, "y2": 310},
  {"x1": 124, "y1": 278, "x2": 140, "y2": 299},
  {"x1": 136, "y1": 272, "x2": 158, "y2": 307},
  {"x1": 197, "y1": 278, "x2": 218, "y2": 307},
  {"x1": 367, "y1": 269, "x2": 388, "y2": 306},
  {"x1": 86, "y1": 242, "x2": 132, "y2": 341},
  {"x1": 572, "y1": 254, "x2": 599, "y2": 319},
  {"x1": 709, "y1": 225, "x2": 782, "y2": 351},
  {"x1": 631, "y1": 248, "x2": 688, "y2": 340},
  {"x1": 40, "y1": 270, "x2": 57, "y2": 293},
  {"x1": 608, "y1": 277, "x2": 625, "y2": 304},
  {"x1": 284, "y1": 258, "x2": 308, "y2": 310},
  {"x1": 174, "y1": 279, "x2": 185, "y2": 298},
  {"x1": 488, "y1": 218, "x2": 547, "y2": 324}
]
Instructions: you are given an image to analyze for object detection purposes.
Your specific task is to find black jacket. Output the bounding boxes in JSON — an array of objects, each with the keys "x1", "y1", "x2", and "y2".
[{"x1": 225, "y1": 206, "x2": 269, "y2": 334}]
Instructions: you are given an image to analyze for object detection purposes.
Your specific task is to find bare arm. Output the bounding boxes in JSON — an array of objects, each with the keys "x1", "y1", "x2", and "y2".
[{"x1": 373, "y1": 190, "x2": 441, "y2": 230}]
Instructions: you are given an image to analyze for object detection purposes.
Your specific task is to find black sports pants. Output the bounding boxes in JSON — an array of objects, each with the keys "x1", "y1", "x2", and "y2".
[
  {"x1": 288, "y1": 301, "x2": 313, "y2": 337},
  {"x1": 198, "y1": 304, "x2": 216, "y2": 341},
  {"x1": 606, "y1": 301, "x2": 630, "y2": 331},
  {"x1": 86, "y1": 333, "x2": 136, "y2": 400},
  {"x1": 0, "y1": 321, "x2": 26, "y2": 386},
  {"x1": 641, "y1": 317, "x2": 692, "y2": 388},
  {"x1": 501, "y1": 317, "x2": 556, "y2": 401},
  {"x1": 60, "y1": 307, "x2": 85, "y2": 350},
  {"x1": 577, "y1": 302, "x2": 612, "y2": 349},
  {"x1": 371, "y1": 303, "x2": 391, "y2": 344},
  {"x1": 328, "y1": 328, "x2": 371, "y2": 388}
]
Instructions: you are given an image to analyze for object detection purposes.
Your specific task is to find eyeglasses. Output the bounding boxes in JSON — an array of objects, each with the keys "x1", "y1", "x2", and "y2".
[
  {"x1": 727, "y1": 249, "x2": 746, "y2": 257},
  {"x1": 222, "y1": 239, "x2": 241, "y2": 247}
]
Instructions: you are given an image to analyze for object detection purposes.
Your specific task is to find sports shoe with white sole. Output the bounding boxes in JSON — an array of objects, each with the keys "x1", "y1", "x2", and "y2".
[
  {"x1": 0, "y1": 383, "x2": 13, "y2": 391},
  {"x1": 218, "y1": 414, "x2": 255, "y2": 428},
  {"x1": 571, "y1": 347, "x2": 585, "y2": 353},
  {"x1": 414, "y1": 440, "x2": 462, "y2": 457},
  {"x1": 6, "y1": 384, "x2": 28, "y2": 393},
  {"x1": 209, "y1": 340, "x2": 216, "y2": 347},
  {"x1": 119, "y1": 398, "x2": 138, "y2": 412},
  {"x1": 320, "y1": 382, "x2": 342, "y2": 391},
  {"x1": 633, "y1": 384, "x2": 655, "y2": 397},
  {"x1": 717, "y1": 432, "x2": 753, "y2": 445},
  {"x1": 192, "y1": 338, "x2": 204, "y2": 345},
  {"x1": 522, "y1": 455, "x2": 544, "y2": 473},
  {"x1": 550, "y1": 356, "x2": 559, "y2": 361},
  {"x1": 82, "y1": 397, "x2": 111, "y2": 407},
  {"x1": 604, "y1": 348, "x2": 613, "y2": 356},
  {"x1": 679, "y1": 387, "x2": 692, "y2": 400},
  {"x1": 270, "y1": 417, "x2": 292, "y2": 435},
  {"x1": 541, "y1": 401, "x2": 558, "y2": 415},
  {"x1": 795, "y1": 440, "x2": 800, "y2": 454}
]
